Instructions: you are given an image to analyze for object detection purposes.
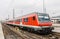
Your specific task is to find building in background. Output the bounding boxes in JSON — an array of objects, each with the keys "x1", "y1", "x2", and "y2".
[{"x1": 51, "y1": 16, "x2": 60, "y2": 23}]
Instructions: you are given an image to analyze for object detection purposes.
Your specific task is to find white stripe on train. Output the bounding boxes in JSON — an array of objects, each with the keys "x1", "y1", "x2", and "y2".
[{"x1": 8, "y1": 23, "x2": 52, "y2": 28}]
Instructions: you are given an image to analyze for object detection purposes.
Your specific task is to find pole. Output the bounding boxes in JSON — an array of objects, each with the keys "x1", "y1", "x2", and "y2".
[
  {"x1": 43, "y1": 0, "x2": 46, "y2": 13},
  {"x1": 8, "y1": 15, "x2": 9, "y2": 20},
  {"x1": 13, "y1": 8, "x2": 15, "y2": 19}
]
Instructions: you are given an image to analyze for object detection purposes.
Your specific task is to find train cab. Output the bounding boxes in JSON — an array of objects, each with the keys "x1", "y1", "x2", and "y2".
[{"x1": 21, "y1": 12, "x2": 54, "y2": 33}]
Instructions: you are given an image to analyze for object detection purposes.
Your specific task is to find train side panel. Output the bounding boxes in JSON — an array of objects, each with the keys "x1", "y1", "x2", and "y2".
[
  {"x1": 14, "y1": 19, "x2": 20, "y2": 24},
  {"x1": 22, "y1": 14, "x2": 39, "y2": 26}
]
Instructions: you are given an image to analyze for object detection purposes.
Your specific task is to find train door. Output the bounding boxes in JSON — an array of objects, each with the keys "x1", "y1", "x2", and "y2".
[{"x1": 32, "y1": 16, "x2": 36, "y2": 25}]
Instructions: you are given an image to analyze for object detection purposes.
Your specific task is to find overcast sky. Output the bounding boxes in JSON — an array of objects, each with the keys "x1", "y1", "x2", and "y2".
[{"x1": 0, "y1": 0, "x2": 60, "y2": 20}]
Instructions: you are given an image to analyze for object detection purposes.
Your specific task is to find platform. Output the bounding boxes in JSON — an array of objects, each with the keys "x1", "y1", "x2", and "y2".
[
  {"x1": 0, "y1": 23, "x2": 4, "y2": 39},
  {"x1": 52, "y1": 24, "x2": 60, "y2": 26},
  {"x1": 53, "y1": 27, "x2": 60, "y2": 33},
  {"x1": 52, "y1": 23, "x2": 60, "y2": 33}
]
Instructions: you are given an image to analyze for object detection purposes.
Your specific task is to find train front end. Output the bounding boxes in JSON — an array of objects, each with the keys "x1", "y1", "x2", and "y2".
[{"x1": 37, "y1": 13, "x2": 54, "y2": 33}]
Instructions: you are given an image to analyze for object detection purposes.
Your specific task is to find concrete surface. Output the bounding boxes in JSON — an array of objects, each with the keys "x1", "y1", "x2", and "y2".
[
  {"x1": 0, "y1": 23, "x2": 4, "y2": 39},
  {"x1": 53, "y1": 27, "x2": 60, "y2": 33},
  {"x1": 52, "y1": 23, "x2": 60, "y2": 33},
  {"x1": 52, "y1": 24, "x2": 60, "y2": 26}
]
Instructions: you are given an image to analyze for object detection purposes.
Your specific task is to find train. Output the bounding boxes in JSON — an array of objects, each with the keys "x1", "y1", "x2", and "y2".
[{"x1": 6, "y1": 12, "x2": 54, "y2": 33}]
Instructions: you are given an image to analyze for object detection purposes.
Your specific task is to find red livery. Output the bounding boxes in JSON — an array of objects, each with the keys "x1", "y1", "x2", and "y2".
[{"x1": 6, "y1": 12, "x2": 54, "y2": 33}]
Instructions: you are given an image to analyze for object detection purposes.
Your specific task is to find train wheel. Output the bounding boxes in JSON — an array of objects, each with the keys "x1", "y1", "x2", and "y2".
[
  {"x1": 48, "y1": 30, "x2": 52, "y2": 34},
  {"x1": 30, "y1": 29, "x2": 32, "y2": 32},
  {"x1": 30, "y1": 28, "x2": 34, "y2": 32},
  {"x1": 28, "y1": 28, "x2": 31, "y2": 32}
]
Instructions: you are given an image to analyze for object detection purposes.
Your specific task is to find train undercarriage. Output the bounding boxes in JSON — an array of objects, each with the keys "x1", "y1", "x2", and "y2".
[{"x1": 7, "y1": 24, "x2": 54, "y2": 34}]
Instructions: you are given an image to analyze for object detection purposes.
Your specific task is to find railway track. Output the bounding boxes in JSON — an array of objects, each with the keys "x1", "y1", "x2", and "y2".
[
  {"x1": 2, "y1": 23, "x2": 25, "y2": 39},
  {"x1": 2, "y1": 23, "x2": 60, "y2": 39}
]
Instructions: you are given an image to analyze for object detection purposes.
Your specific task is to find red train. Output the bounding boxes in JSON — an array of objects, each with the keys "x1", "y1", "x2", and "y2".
[{"x1": 6, "y1": 12, "x2": 54, "y2": 33}]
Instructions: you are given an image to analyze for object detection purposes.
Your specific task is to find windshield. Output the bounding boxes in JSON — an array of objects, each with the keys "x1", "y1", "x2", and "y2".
[{"x1": 37, "y1": 13, "x2": 50, "y2": 22}]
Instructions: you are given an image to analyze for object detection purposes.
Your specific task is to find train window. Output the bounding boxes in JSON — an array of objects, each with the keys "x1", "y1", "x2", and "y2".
[
  {"x1": 24, "y1": 18, "x2": 28, "y2": 22},
  {"x1": 33, "y1": 16, "x2": 35, "y2": 20}
]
